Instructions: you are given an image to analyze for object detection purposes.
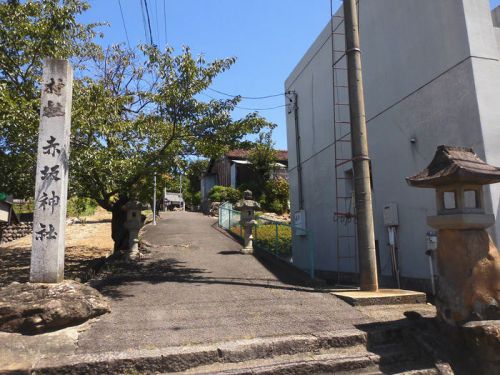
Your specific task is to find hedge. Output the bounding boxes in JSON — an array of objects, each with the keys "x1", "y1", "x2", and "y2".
[{"x1": 230, "y1": 222, "x2": 292, "y2": 257}]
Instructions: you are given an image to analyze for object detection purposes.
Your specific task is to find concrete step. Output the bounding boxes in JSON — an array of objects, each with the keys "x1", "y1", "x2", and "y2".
[
  {"x1": 178, "y1": 343, "x2": 438, "y2": 374},
  {"x1": 30, "y1": 327, "x2": 440, "y2": 375},
  {"x1": 32, "y1": 330, "x2": 368, "y2": 374}
]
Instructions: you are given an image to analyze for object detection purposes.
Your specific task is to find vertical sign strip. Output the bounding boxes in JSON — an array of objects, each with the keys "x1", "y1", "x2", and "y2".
[{"x1": 30, "y1": 59, "x2": 73, "y2": 283}]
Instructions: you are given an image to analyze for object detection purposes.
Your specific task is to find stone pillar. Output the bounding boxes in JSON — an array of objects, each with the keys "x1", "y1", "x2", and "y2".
[{"x1": 30, "y1": 59, "x2": 73, "y2": 283}]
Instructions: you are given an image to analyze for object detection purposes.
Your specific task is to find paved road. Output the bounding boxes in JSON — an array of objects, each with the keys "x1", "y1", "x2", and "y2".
[{"x1": 76, "y1": 212, "x2": 369, "y2": 353}]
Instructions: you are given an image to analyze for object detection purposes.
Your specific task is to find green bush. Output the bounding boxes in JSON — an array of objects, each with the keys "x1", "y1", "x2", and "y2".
[
  {"x1": 67, "y1": 197, "x2": 97, "y2": 218},
  {"x1": 192, "y1": 191, "x2": 201, "y2": 205},
  {"x1": 184, "y1": 190, "x2": 201, "y2": 206},
  {"x1": 258, "y1": 193, "x2": 267, "y2": 207},
  {"x1": 208, "y1": 186, "x2": 224, "y2": 202},
  {"x1": 208, "y1": 185, "x2": 241, "y2": 204},
  {"x1": 268, "y1": 200, "x2": 285, "y2": 214},
  {"x1": 261, "y1": 178, "x2": 289, "y2": 214}
]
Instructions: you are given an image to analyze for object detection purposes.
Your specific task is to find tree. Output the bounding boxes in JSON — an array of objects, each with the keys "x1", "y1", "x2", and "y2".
[
  {"x1": 247, "y1": 131, "x2": 278, "y2": 197},
  {"x1": 0, "y1": 0, "x2": 102, "y2": 198},
  {"x1": 0, "y1": 1, "x2": 275, "y2": 251},
  {"x1": 184, "y1": 159, "x2": 209, "y2": 206},
  {"x1": 70, "y1": 45, "x2": 273, "y2": 250}
]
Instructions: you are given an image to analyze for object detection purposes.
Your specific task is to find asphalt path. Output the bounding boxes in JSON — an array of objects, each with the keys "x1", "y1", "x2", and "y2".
[{"x1": 76, "y1": 211, "x2": 369, "y2": 353}]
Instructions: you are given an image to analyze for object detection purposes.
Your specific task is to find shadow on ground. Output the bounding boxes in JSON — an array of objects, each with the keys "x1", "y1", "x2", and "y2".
[
  {"x1": 355, "y1": 316, "x2": 474, "y2": 374},
  {"x1": 218, "y1": 250, "x2": 244, "y2": 255},
  {"x1": 212, "y1": 223, "x2": 321, "y2": 290},
  {"x1": 0, "y1": 246, "x2": 109, "y2": 287},
  {"x1": 90, "y1": 252, "x2": 328, "y2": 301}
]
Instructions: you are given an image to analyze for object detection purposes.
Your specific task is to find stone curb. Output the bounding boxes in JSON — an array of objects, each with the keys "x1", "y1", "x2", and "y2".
[{"x1": 30, "y1": 330, "x2": 366, "y2": 374}]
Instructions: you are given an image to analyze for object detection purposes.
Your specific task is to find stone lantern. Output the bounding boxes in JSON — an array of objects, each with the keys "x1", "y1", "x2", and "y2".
[
  {"x1": 407, "y1": 145, "x2": 500, "y2": 324},
  {"x1": 234, "y1": 190, "x2": 260, "y2": 254},
  {"x1": 123, "y1": 201, "x2": 148, "y2": 260}
]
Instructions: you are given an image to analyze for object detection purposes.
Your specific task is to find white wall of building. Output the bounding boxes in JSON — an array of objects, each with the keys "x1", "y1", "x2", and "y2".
[{"x1": 285, "y1": 0, "x2": 500, "y2": 289}]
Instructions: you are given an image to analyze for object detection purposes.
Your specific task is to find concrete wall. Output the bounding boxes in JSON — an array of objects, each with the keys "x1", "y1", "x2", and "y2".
[
  {"x1": 201, "y1": 175, "x2": 216, "y2": 201},
  {"x1": 492, "y1": 5, "x2": 500, "y2": 26},
  {"x1": 285, "y1": 0, "x2": 500, "y2": 289},
  {"x1": 285, "y1": 14, "x2": 339, "y2": 273}
]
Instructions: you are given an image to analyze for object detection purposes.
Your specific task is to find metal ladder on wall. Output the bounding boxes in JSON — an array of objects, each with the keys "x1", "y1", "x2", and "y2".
[{"x1": 330, "y1": 3, "x2": 358, "y2": 285}]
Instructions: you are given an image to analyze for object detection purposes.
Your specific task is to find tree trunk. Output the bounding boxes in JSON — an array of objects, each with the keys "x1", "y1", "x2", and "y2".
[{"x1": 110, "y1": 195, "x2": 130, "y2": 254}]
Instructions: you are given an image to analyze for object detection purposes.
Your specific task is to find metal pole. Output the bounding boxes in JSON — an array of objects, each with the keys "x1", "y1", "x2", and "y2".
[
  {"x1": 163, "y1": 187, "x2": 166, "y2": 212},
  {"x1": 344, "y1": 0, "x2": 378, "y2": 291},
  {"x1": 153, "y1": 172, "x2": 157, "y2": 226}
]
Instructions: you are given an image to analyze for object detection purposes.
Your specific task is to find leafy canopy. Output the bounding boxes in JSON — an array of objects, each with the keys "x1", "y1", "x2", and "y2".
[
  {"x1": 0, "y1": 0, "x2": 102, "y2": 197},
  {"x1": 0, "y1": 0, "x2": 275, "y2": 210},
  {"x1": 71, "y1": 45, "x2": 274, "y2": 209}
]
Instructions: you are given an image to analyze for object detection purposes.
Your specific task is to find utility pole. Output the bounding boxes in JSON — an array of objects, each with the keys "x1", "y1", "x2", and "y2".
[
  {"x1": 292, "y1": 92, "x2": 304, "y2": 210},
  {"x1": 153, "y1": 171, "x2": 157, "y2": 226},
  {"x1": 179, "y1": 173, "x2": 184, "y2": 211},
  {"x1": 343, "y1": 0, "x2": 378, "y2": 291}
]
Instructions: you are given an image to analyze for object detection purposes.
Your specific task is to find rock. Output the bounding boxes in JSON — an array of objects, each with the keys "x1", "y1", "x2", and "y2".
[
  {"x1": 462, "y1": 320, "x2": 500, "y2": 361},
  {"x1": 0, "y1": 280, "x2": 110, "y2": 334},
  {"x1": 210, "y1": 202, "x2": 221, "y2": 217},
  {"x1": 259, "y1": 212, "x2": 291, "y2": 223},
  {"x1": 461, "y1": 321, "x2": 500, "y2": 374}
]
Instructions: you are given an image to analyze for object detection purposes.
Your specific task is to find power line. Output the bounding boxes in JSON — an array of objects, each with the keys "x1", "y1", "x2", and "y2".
[
  {"x1": 143, "y1": 0, "x2": 154, "y2": 45},
  {"x1": 154, "y1": 0, "x2": 160, "y2": 47},
  {"x1": 117, "y1": 0, "x2": 131, "y2": 50},
  {"x1": 236, "y1": 104, "x2": 288, "y2": 111},
  {"x1": 201, "y1": 93, "x2": 288, "y2": 111},
  {"x1": 207, "y1": 88, "x2": 286, "y2": 100},
  {"x1": 139, "y1": 0, "x2": 148, "y2": 42},
  {"x1": 163, "y1": 0, "x2": 168, "y2": 46}
]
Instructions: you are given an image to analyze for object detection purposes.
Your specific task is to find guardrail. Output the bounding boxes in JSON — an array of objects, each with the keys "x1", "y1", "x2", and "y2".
[{"x1": 218, "y1": 203, "x2": 315, "y2": 278}]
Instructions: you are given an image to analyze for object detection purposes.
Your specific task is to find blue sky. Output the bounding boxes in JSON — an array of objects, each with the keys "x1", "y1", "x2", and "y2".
[{"x1": 79, "y1": 0, "x2": 500, "y2": 151}]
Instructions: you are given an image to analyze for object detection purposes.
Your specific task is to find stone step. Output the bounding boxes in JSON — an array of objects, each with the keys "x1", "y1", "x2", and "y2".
[
  {"x1": 31, "y1": 327, "x2": 440, "y2": 375},
  {"x1": 33, "y1": 330, "x2": 368, "y2": 374},
  {"x1": 177, "y1": 343, "x2": 438, "y2": 374}
]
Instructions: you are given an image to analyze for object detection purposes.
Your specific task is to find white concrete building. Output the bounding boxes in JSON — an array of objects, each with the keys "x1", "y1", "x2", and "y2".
[{"x1": 285, "y1": 0, "x2": 500, "y2": 291}]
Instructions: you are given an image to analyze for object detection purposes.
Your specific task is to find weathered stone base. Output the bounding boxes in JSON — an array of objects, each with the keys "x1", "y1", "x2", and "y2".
[
  {"x1": 0, "y1": 280, "x2": 110, "y2": 334},
  {"x1": 241, "y1": 247, "x2": 253, "y2": 255},
  {"x1": 436, "y1": 229, "x2": 500, "y2": 324}
]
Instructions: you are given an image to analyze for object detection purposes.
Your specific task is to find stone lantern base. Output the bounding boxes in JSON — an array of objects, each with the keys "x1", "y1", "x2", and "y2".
[
  {"x1": 436, "y1": 229, "x2": 500, "y2": 324},
  {"x1": 241, "y1": 221, "x2": 255, "y2": 255}
]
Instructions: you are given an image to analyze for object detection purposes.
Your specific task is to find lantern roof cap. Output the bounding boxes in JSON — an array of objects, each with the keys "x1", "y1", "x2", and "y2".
[{"x1": 406, "y1": 145, "x2": 500, "y2": 188}]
